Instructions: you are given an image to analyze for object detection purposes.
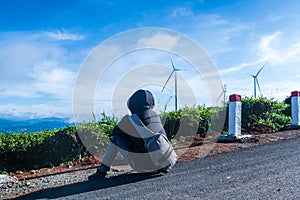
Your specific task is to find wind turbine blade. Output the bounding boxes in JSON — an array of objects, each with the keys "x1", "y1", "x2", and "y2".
[
  {"x1": 161, "y1": 70, "x2": 175, "y2": 92},
  {"x1": 216, "y1": 91, "x2": 224, "y2": 102},
  {"x1": 256, "y1": 61, "x2": 268, "y2": 76},
  {"x1": 171, "y1": 58, "x2": 188, "y2": 71},
  {"x1": 262, "y1": 60, "x2": 269, "y2": 68},
  {"x1": 171, "y1": 59, "x2": 175, "y2": 70},
  {"x1": 256, "y1": 78, "x2": 262, "y2": 97},
  {"x1": 175, "y1": 68, "x2": 187, "y2": 72},
  {"x1": 256, "y1": 66, "x2": 264, "y2": 77}
]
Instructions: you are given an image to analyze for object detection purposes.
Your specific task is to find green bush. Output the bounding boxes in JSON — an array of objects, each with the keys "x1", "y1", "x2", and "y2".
[
  {"x1": 161, "y1": 106, "x2": 215, "y2": 139},
  {"x1": 0, "y1": 130, "x2": 57, "y2": 172},
  {"x1": 241, "y1": 97, "x2": 291, "y2": 130},
  {"x1": 0, "y1": 113, "x2": 117, "y2": 173},
  {"x1": 75, "y1": 112, "x2": 117, "y2": 156},
  {"x1": 98, "y1": 112, "x2": 119, "y2": 136},
  {"x1": 0, "y1": 100, "x2": 292, "y2": 174},
  {"x1": 75, "y1": 122, "x2": 111, "y2": 156},
  {"x1": 161, "y1": 109, "x2": 182, "y2": 139},
  {"x1": 161, "y1": 98, "x2": 291, "y2": 138},
  {"x1": 0, "y1": 128, "x2": 83, "y2": 173}
]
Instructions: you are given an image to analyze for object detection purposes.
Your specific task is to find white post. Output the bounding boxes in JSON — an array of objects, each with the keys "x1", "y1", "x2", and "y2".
[
  {"x1": 228, "y1": 94, "x2": 242, "y2": 136},
  {"x1": 291, "y1": 91, "x2": 300, "y2": 126}
]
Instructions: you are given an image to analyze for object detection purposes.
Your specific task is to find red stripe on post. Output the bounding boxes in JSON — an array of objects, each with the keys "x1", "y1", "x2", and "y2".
[
  {"x1": 291, "y1": 91, "x2": 300, "y2": 97},
  {"x1": 229, "y1": 94, "x2": 242, "y2": 102}
]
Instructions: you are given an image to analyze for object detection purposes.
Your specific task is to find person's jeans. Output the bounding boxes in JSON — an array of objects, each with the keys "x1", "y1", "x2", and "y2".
[{"x1": 100, "y1": 135, "x2": 142, "y2": 172}]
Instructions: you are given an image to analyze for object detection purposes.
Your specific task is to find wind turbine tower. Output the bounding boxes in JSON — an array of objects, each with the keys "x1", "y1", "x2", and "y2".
[
  {"x1": 223, "y1": 84, "x2": 227, "y2": 105},
  {"x1": 251, "y1": 61, "x2": 268, "y2": 98},
  {"x1": 162, "y1": 59, "x2": 183, "y2": 112}
]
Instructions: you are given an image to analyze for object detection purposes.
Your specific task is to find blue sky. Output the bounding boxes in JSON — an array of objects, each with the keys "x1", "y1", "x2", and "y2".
[{"x1": 1, "y1": 0, "x2": 300, "y2": 120}]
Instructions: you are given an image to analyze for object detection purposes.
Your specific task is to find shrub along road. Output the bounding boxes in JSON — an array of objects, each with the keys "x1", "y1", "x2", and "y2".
[{"x1": 15, "y1": 136, "x2": 300, "y2": 200}]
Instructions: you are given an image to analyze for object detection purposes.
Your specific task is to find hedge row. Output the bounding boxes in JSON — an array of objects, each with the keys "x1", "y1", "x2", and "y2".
[
  {"x1": 161, "y1": 97, "x2": 291, "y2": 138},
  {"x1": 240, "y1": 97, "x2": 291, "y2": 130},
  {"x1": 160, "y1": 106, "x2": 223, "y2": 139},
  {"x1": 0, "y1": 119, "x2": 114, "y2": 173},
  {"x1": 0, "y1": 97, "x2": 292, "y2": 173}
]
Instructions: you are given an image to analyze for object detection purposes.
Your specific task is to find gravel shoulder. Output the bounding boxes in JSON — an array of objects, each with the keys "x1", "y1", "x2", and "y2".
[{"x1": 1, "y1": 130, "x2": 300, "y2": 199}]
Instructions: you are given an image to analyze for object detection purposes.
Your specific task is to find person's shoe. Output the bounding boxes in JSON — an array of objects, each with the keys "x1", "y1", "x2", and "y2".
[
  {"x1": 88, "y1": 168, "x2": 108, "y2": 180},
  {"x1": 99, "y1": 164, "x2": 110, "y2": 172},
  {"x1": 141, "y1": 170, "x2": 160, "y2": 176},
  {"x1": 161, "y1": 164, "x2": 172, "y2": 173},
  {"x1": 96, "y1": 168, "x2": 108, "y2": 176}
]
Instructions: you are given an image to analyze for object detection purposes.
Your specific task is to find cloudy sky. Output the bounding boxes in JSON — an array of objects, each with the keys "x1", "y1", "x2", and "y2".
[{"x1": 1, "y1": 0, "x2": 300, "y2": 120}]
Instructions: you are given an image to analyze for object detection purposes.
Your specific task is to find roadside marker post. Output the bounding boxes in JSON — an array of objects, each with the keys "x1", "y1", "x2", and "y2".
[
  {"x1": 228, "y1": 94, "x2": 242, "y2": 136},
  {"x1": 218, "y1": 94, "x2": 256, "y2": 143},
  {"x1": 291, "y1": 91, "x2": 300, "y2": 126}
]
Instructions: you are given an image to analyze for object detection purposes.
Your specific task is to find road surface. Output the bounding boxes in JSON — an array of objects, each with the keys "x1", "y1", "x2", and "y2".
[{"x1": 16, "y1": 136, "x2": 300, "y2": 200}]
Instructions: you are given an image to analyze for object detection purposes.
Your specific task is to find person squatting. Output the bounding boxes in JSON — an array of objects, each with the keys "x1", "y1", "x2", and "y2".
[{"x1": 93, "y1": 89, "x2": 177, "y2": 177}]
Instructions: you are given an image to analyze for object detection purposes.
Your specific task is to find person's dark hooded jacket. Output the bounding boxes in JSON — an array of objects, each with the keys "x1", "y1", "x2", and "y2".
[{"x1": 111, "y1": 89, "x2": 166, "y2": 153}]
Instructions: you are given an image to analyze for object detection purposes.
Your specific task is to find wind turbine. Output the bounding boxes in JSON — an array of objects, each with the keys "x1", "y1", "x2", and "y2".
[
  {"x1": 161, "y1": 59, "x2": 183, "y2": 112},
  {"x1": 251, "y1": 61, "x2": 268, "y2": 98},
  {"x1": 216, "y1": 84, "x2": 227, "y2": 106},
  {"x1": 164, "y1": 95, "x2": 173, "y2": 111}
]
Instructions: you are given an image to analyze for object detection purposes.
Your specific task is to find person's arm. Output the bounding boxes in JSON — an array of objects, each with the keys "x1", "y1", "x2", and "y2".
[{"x1": 110, "y1": 125, "x2": 125, "y2": 136}]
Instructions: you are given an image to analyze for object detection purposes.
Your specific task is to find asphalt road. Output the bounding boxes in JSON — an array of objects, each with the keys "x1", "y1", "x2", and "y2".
[{"x1": 16, "y1": 136, "x2": 300, "y2": 200}]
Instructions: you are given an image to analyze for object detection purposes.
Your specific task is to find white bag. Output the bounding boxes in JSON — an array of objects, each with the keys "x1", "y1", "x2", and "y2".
[{"x1": 129, "y1": 114, "x2": 178, "y2": 169}]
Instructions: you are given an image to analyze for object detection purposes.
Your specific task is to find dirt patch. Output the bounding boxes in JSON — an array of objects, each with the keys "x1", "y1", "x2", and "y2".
[
  {"x1": 178, "y1": 129, "x2": 300, "y2": 162},
  {"x1": 12, "y1": 129, "x2": 300, "y2": 180},
  {"x1": 243, "y1": 123, "x2": 275, "y2": 135}
]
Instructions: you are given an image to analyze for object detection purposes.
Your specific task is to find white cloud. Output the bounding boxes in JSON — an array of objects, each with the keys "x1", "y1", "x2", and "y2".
[
  {"x1": 90, "y1": 50, "x2": 217, "y2": 118},
  {"x1": 254, "y1": 79, "x2": 298, "y2": 101},
  {"x1": 137, "y1": 33, "x2": 179, "y2": 50},
  {"x1": 0, "y1": 34, "x2": 76, "y2": 99},
  {"x1": 187, "y1": 14, "x2": 227, "y2": 27},
  {"x1": 171, "y1": 7, "x2": 194, "y2": 18},
  {"x1": 0, "y1": 36, "x2": 68, "y2": 82},
  {"x1": 258, "y1": 31, "x2": 281, "y2": 60},
  {"x1": 44, "y1": 30, "x2": 85, "y2": 40},
  {"x1": 206, "y1": 14, "x2": 227, "y2": 26},
  {"x1": 219, "y1": 59, "x2": 266, "y2": 76},
  {"x1": 0, "y1": 31, "x2": 84, "y2": 118},
  {"x1": 29, "y1": 62, "x2": 76, "y2": 99},
  {"x1": 268, "y1": 14, "x2": 283, "y2": 22},
  {"x1": 0, "y1": 61, "x2": 75, "y2": 100},
  {"x1": 257, "y1": 31, "x2": 300, "y2": 64},
  {"x1": 0, "y1": 103, "x2": 72, "y2": 119},
  {"x1": 222, "y1": 23, "x2": 252, "y2": 41},
  {"x1": 286, "y1": 41, "x2": 300, "y2": 59},
  {"x1": 220, "y1": 63, "x2": 249, "y2": 75}
]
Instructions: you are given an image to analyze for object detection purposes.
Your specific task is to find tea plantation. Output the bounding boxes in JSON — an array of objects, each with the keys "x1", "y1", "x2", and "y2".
[{"x1": 0, "y1": 97, "x2": 291, "y2": 174}]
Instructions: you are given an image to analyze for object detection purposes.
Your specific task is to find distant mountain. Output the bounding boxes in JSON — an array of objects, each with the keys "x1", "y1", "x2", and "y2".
[{"x1": 0, "y1": 117, "x2": 74, "y2": 133}]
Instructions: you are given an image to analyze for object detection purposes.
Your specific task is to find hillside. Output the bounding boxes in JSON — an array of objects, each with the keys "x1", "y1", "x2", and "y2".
[{"x1": 0, "y1": 117, "x2": 73, "y2": 133}]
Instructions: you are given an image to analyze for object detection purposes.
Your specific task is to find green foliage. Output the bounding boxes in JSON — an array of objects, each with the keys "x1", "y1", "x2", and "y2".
[
  {"x1": 75, "y1": 112, "x2": 117, "y2": 156},
  {"x1": 0, "y1": 128, "x2": 82, "y2": 172},
  {"x1": 0, "y1": 130, "x2": 55, "y2": 154},
  {"x1": 0, "y1": 130, "x2": 57, "y2": 172},
  {"x1": 0, "y1": 100, "x2": 292, "y2": 173},
  {"x1": 241, "y1": 97, "x2": 291, "y2": 130},
  {"x1": 162, "y1": 98, "x2": 291, "y2": 137},
  {"x1": 161, "y1": 110, "x2": 181, "y2": 139},
  {"x1": 0, "y1": 112, "x2": 118, "y2": 173},
  {"x1": 98, "y1": 112, "x2": 119, "y2": 136},
  {"x1": 161, "y1": 106, "x2": 214, "y2": 138},
  {"x1": 75, "y1": 122, "x2": 110, "y2": 156}
]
